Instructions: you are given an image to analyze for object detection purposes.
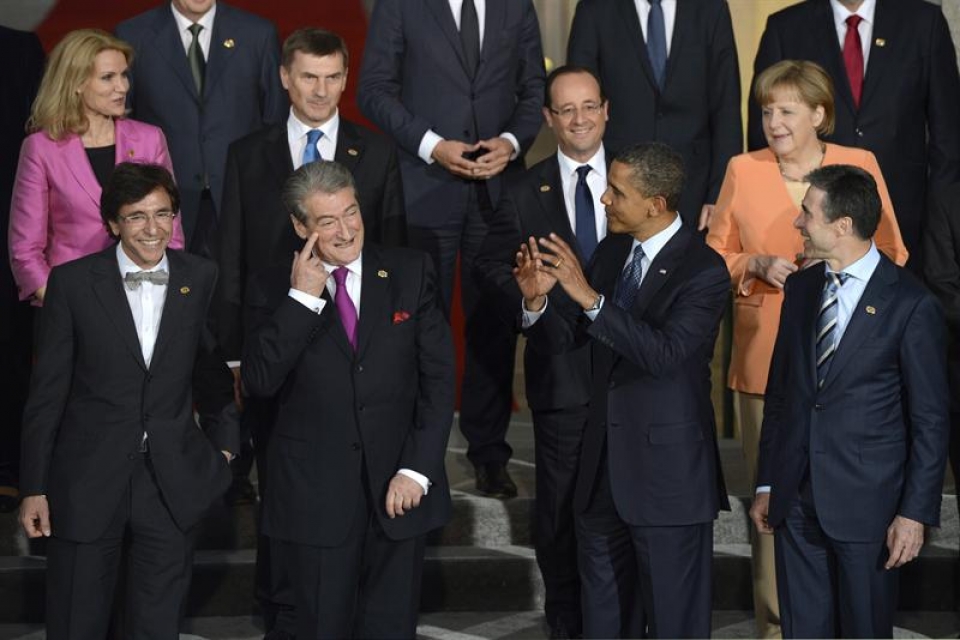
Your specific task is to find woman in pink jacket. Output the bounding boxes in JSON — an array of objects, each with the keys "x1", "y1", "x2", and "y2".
[{"x1": 8, "y1": 29, "x2": 185, "y2": 304}]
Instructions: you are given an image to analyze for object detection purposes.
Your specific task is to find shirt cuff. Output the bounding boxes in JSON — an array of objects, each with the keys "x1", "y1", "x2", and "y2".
[
  {"x1": 755, "y1": 485, "x2": 771, "y2": 494},
  {"x1": 418, "y1": 130, "x2": 444, "y2": 165},
  {"x1": 288, "y1": 288, "x2": 326, "y2": 314},
  {"x1": 584, "y1": 295, "x2": 604, "y2": 321},
  {"x1": 499, "y1": 133, "x2": 520, "y2": 160},
  {"x1": 521, "y1": 296, "x2": 548, "y2": 328},
  {"x1": 397, "y1": 468, "x2": 430, "y2": 495},
  {"x1": 226, "y1": 360, "x2": 241, "y2": 369}
]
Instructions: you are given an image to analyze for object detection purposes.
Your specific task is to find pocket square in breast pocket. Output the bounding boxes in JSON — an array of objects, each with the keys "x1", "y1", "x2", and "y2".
[{"x1": 392, "y1": 310, "x2": 411, "y2": 325}]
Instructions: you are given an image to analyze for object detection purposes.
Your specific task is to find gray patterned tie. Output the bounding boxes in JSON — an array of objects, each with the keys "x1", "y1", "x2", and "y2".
[
  {"x1": 816, "y1": 271, "x2": 850, "y2": 387},
  {"x1": 614, "y1": 244, "x2": 645, "y2": 310},
  {"x1": 124, "y1": 270, "x2": 170, "y2": 290}
]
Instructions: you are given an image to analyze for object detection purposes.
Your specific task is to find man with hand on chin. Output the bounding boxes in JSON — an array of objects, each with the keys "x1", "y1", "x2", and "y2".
[
  {"x1": 19, "y1": 162, "x2": 238, "y2": 639},
  {"x1": 241, "y1": 161, "x2": 455, "y2": 639},
  {"x1": 515, "y1": 143, "x2": 729, "y2": 638}
]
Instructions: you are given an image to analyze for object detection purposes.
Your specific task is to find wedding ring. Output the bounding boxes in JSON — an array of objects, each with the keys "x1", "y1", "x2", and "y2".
[{"x1": 554, "y1": 257, "x2": 564, "y2": 269}]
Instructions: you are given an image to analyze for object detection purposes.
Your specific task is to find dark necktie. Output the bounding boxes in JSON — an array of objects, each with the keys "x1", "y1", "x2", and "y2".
[
  {"x1": 303, "y1": 129, "x2": 323, "y2": 165},
  {"x1": 647, "y1": 0, "x2": 667, "y2": 90},
  {"x1": 574, "y1": 165, "x2": 598, "y2": 261},
  {"x1": 187, "y1": 23, "x2": 206, "y2": 96},
  {"x1": 124, "y1": 269, "x2": 170, "y2": 290},
  {"x1": 816, "y1": 271, "x2": 850, "y2": 387},
  {"x1": 843, "y1": 15, "x2": 864, "y2": 109},
  {"x1": 614, "y1": 244, "x2": 645, "y2": 310},
  {"x1": 333, "y1": 267, "x2": 358, "y2": 350},
  {"x1": 460, "y1": 0, "x2": 480, "y2": 78}
]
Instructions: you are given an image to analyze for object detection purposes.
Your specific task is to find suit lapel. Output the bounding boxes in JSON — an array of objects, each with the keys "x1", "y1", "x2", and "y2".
[
  {"x1": 538, "y1": 159, "x2": 580, "y2": 257},
  {"x1": 617, "y1": 0, "x2": 658, "y2": 91},
  {"x1": 427, "y1": 0, "x2": 471, "y2": 79},
  {"x1": 663, "y1": 0, "x2": 693, "y2": 92},
  {"x1": 92, "y1": 248, "x2": 147, "y2": 371},
  {"x1": 264, "y1": 125, "x2": 294, "y2": 188},
  {"x1": 859, "y1": 0, "x2": 897, "y2": 110},
  {"x1": 149, "y1": 251, "x2": 188, "y2": 370},
  {"x1": 629, "y1": 225, "x2": 691, "y2": 319},
  {"x1": 476, "y1": 0, "x2": 505, "y2": 80},
  {"x1": 596, "y1": 234, "x2": 633, "y2": 298},
  {"x1": 204, "y1": 7, "x2": 235, "y2": 98},
  {"x1": 62, "y1": 135, "x2": 101, "y2": 208},
  {"x1": 356, "y1": 247, "x2": 387, "y2": 361},
  {"x1": 150, "y1": 7, "x2": 201, "y2": 102},
  {"x1": 810, "y1": 0, "x2": 857, "y2": 117},
  {"x1": 794, "y1": 264, "x2": 826, "y2": 385},
  {"x1": 334, "y1": 120, "x2": 364, "y2": 174}
]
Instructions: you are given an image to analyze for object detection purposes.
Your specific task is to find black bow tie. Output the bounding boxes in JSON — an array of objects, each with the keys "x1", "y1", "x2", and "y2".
[{"x1": 124, "y1": 269, "x2": 169, "y2": 290}]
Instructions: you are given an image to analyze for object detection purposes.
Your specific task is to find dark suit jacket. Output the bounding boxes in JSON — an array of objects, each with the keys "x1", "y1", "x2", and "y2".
[
  {"x1": 924, "y1": 183, "x2": 960, "y2": 413},
  {"x1": 749, "y1": 0, "x2": 960, "y2": 257},
  {"x1": 19, "y1": 247, "x2": 239, "y2": 543},
  {"x1": 116, "y1": 3, "x2": 287, "y2": 241},
  {"x1": 477, "y1": 154, "x2": 606, "y2": 411},
  {"x1": 357, "y1": 0, "x2": 545, "y2": 220},
  {"x1": 241, "y1": 245, "x2": 455, "y2": 546},
  {"x1": 567, "y1": 0, "x2": 742, "y2": 224},
  {"x1": 215, "y1": 119, "x2": 407, "y2": 359},
  {"x1": 527, "y1": 226, "x2": 730, "y2": 525},
  {"x1": 758, "y1": 257, "x2": 949, "y2": 541}
]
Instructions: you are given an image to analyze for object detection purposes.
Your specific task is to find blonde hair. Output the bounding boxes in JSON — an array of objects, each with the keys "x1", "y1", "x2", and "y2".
[
  {"x1": 754, "y1": 59, "x2": 835, "y2": 137},
  {"x1": 28, "y1": 29, "x2": 134, "y2": 140}
]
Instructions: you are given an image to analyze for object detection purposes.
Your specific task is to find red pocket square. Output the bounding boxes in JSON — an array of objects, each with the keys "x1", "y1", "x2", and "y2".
[{"x1": 393, "y1": 310, "x2": 411, "y2": 325}]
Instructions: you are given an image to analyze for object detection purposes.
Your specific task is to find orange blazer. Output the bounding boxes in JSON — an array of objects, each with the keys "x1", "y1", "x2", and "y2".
[{"x1": 707, "y1": 143, "x2": 908, "y2": 395}]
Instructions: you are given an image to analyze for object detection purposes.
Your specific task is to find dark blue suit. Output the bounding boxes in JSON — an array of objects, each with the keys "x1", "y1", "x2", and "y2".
[
  {"x1": 757, "y1": 256, "x2": 949, "y2": 637},
  {"x1": 116, "y1": 3, "x2": 287, "y2": 246},
  {"x1": 527, "y1": 225, "x2": 730, "y2": 638}
]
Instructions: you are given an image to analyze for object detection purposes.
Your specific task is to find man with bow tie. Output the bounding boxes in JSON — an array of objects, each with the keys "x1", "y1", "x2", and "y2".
[
  {"x1": 18, "y1": 162, "x2": 239, "y2": 638},
  {"x1": 516, "y1": 142, "x2": 729, "y2": 638},
  {"x1": 241, "y1": 160, "x2": 455, "y2": 639}
]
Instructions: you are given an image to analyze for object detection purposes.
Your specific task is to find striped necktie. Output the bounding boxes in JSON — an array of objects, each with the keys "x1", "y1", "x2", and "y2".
[
  {"x1": 816, "y1": 271, "x2": 850, "y2": 387},
  {"x1": 614, "y1": 244, "x2": 645, "y2": 310}
]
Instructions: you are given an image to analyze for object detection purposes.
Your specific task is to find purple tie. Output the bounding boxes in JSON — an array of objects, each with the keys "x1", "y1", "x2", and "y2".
[{"x1": 333, "y1": 267, "x2": 357, "y2": 349}]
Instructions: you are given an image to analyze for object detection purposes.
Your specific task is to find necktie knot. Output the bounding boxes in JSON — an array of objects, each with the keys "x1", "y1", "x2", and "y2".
[
  {"x1": 306, "y1": 129, "x2": 323, "y2": 146},
  {"x1": 124, "y1": 269, "x2": 169, "y2": 290},
  {"x1": 188, "y1": 23, "x2": 203, "y2": 37},
  {"x1": 333, "y1": 266, "x2": 349, "y2": 286},
  {"x1": 845, "y1": 14, "x2": 862, "y2": 30},
  {"x1": 827, "y1": 271, "x2": 850, "y2": 290},
  {"x1": 303, "y1": 129, "x2": 323, "y2": 165},
  {"x1": 576, "y1": 165, "x2": 592, "y2": 182},
  {"x1": 649, "y1": 0, "x2": 662, "y2": 5}
]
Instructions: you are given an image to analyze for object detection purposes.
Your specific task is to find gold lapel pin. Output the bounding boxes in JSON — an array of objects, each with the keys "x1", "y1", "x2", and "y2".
[
  {"x1": 347, "y1": 148, "x2": 359, "y2": 156},
  {"x1": 865, "y1": 305, "x2": 876, "y2": 315},
  {"x1": 875, "y1": 38, "x2": 886, "y2": 47},
  {"x1": 540, "y1": 185, "x2": 551, "y2": 192},
  {"x1": 180, "y1": 286, "x2": 190, "y2": 295},
  {"x1": 377, "y1": 270, "x2": 388, "y2": 278},
  {"x1": 224, "y1": 38, "x2": 235, "y2": 48}
]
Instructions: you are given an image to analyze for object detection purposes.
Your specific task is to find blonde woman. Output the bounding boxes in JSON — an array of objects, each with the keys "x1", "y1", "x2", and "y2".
[{"x1": 9, "y1": 28, "x2": 184, "y2": 305}]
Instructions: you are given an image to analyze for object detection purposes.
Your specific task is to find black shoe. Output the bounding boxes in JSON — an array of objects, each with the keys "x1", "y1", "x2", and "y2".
[
  {"x1": 0, "y1": 486, "x2": 18, "y2": 513},
  {"x1": 225, "y1": 475, "x2": 258, "y2": 506},
  {"x1": 474, "y1": 462, "x2": 517, "y2": 499}
]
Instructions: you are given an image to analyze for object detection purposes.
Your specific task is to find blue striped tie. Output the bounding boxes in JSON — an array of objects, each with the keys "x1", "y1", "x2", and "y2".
[
  {"x1": 816, "y1": 271, "x2": 850, "y2": 387},
  {"x1": 614, "y1": 244, "x2": 645, "y2": 310},
  {"x1": 303, "y1": 129, "x2": 323, "y2": 165}
]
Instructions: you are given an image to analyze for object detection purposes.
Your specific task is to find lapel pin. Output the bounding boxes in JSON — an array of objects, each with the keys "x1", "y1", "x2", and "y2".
[
  {"x1": 223, "y1": 38, "x2": 236, "y2": 48},
  {"x1": 347, "y1": 148, "x2": 359, "y2": 156},
  {"x1": 658, "y1": 269, "x2": 667, "y2": 275},
  {"x1": 875, "y1": 38, "x2": 886, "y2": 47},
  {"x1": 540, "y1": 185, "x2": 551, "y2": 192},
  {"x1": 180, "y1": 286, "x2": 190, "y2": 295},
  {"x1": 865, "y1": 305, "x2": 876, "y2": 315},
  {"x1": 377, "y1": 270, "x2": 388, "y2": 278},
  {"x1": 127, "y1": 149, "x2": 135, "y2": 158}
]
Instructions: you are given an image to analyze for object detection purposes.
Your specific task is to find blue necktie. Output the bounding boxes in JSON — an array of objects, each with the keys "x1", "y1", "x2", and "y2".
[
  {"x1": 816, "y1": 271, "x2": 850, "y2": 387},
  {"x1": 303, "y1": 129, "x2": 323, "y2": 165},
  {"x1": 647, "y1": 0, "x2": 667, "y2": 90},
  {"x1": 614, "y1": 244, "x2": 645, "y2": 310},
  {"x1": 575, "y1": 165, "x2": 598, "y2": 261}
]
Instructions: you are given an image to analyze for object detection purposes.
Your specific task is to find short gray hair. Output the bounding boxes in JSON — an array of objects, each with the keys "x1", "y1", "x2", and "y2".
[{"x1": 282, "y1": 161, "x2": 357, "y2": 224}]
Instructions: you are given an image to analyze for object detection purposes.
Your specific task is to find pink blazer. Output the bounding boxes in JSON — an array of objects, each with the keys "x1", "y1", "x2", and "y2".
[{"x1": 8, "y1": 118, "x2": 185, "y2": 302}]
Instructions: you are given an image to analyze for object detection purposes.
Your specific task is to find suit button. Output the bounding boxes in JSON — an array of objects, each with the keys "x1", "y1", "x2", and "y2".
[
  {"x1": 856, "y1": 128, "x2": 864, "y2": 137},
  {"x1": 463, "y1": 129, "x2": 470, "y2": 137},
  {"x1": 358, "y1": 405, "x2": 365, "y2": 413},
  {"x1": 356, "y1": 364, "x2": 364, "y2": 373}
]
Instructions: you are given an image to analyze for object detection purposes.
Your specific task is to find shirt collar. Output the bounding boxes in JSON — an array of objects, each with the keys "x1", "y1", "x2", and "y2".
[
  {"x1": 116, "y1": 243, "x2": 169, "y2": 276},
  {"x1": 830, "y1": 0, "x2": 876, "y2": 29},
  {"x1": 828, "y1": 241, "x2": 880, "y2": 282},
  {"x1": 322, "y1": 252, "x2": 363, "y2": 280},
  {"x1": 171, "y1": 1, "x2": 216, "y2": 33},
  {"x1": 634, "y1": 213, "x2": 682, "y2": 263},
  {"x1": 288, "y1": 109, "x2": 340, "y2": 144},
  {"x1": 556, "y1": 144, "x2": 607, "y2": 180}
]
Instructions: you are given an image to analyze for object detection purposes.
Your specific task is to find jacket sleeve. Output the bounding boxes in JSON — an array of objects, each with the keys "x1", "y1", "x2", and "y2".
[{"x1": 8, "y1": 134, "x2": 51, "y2": 300}]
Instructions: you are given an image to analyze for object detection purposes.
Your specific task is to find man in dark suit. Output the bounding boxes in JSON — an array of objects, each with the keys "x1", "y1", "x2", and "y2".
[
  {"x1": 241, "y1": 161, "x2": 455, "y2": 638},
  {"x1": 477, "y1": 64, "x2": 610, "y2": 638},
  {"x1": 215, "y1": 27, "x2": 407, "y2": 636},
  {"x1": 750, "y1": 165, "x2": 949, "y2": 637},
  {"x1": 0, "y1": 26, "x2": 44, "y2": 512},
  {"x1": 116, "y1": 0, "x2": 287, "y2": 255},
  {"x1": 517, "y1": 143, "x2": 729, "y2": 638},
  {"x1": 18, "y1": 163, "x2": 239, "y2": 639},
  {"x1": 567, "y1": 0, "x2": 742, "y2": 229},
  {"x1": 749, "y1": 0, "x2": 960, "y2": 270},
  {"x1": 358, "y1": 0, "x2": 546, "y2": 496}
]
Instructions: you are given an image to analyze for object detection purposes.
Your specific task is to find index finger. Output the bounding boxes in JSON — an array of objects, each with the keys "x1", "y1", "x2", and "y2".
[
  {"x1": 299, "y1": 232, "x2": 320, "y2": 263},
  {"x1": 539, "y1": 233, "x2": 578, "y2": 262}
]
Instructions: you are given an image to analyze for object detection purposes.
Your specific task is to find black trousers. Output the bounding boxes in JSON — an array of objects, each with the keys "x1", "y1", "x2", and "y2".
[
  {"x1": 46, "y1": 454, "x2": 195, "y2": 640},
  {"x1": 0, "y1": 300, "x2": 33, "y2": 490}
]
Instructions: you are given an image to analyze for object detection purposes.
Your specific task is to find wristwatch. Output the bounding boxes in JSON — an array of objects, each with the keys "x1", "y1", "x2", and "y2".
[{"x1": 584, "y1": 293, "x2": 603, "y2": 313}]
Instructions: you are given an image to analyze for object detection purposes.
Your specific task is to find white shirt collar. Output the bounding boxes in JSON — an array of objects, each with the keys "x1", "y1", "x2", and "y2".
[
  {"x1": 288, "y1": 108, "x2": 340, "y2": 144},
  {"x1": 171, "y1": 1, "x2": 216, "y2": 33},
  {"x1": 116, "y1": 243, "x2": 169, "y2": 276},
  {"x1": 830, "y1": 0, "x2": 876, "y2": 30},
  {"x1": 556, "y1": 144, "x2": 607, "y2": 180},
  {"x1": 634, "y1": 213, "x2": 682, "y2": 263},
  {"x1": 322, "y1": 253, "x2": 363, "y2": 280},
  {"x1": 829, "y1": 241, "x2": 880, "y2": 282}
]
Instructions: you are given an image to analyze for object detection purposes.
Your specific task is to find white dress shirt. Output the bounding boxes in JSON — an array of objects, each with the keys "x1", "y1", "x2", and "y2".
[
  {"x1": 288, "y1": 253, "x2": 430, "y2": 493},
  {"x1": 171, "y1": 2, "x2": 216, "y2": 58},
  {"x1": 287, "y1": 109, "x2": 340, "y2": 169},
  {"x1": 557, "y1": 145, "x2": 608, "y2": 245},
  {"x1": 830, "y1": 0, "x2": 877, "y2": 70},
  {"x1": 635, "y1": 0, "x2": 677, "y2": 56},
  {"x1": 118, "y1": 244, "x2": 169, "y2": 368}
]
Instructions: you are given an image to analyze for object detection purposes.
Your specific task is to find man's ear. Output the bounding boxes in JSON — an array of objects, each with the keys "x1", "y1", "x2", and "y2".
[{"x1": 291, "y1": 214, "x2": 308, "y2": 239}]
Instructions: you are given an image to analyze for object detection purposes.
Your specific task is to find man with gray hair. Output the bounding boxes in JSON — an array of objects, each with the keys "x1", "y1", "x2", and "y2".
[{"x1": 241, "y1": 161, "x2": 455, "y2": 638}]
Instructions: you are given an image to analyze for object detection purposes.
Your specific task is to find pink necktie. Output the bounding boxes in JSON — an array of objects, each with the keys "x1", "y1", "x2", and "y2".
[
  {"x1": 843, "y1": 15, "x2": 864, "y2": 108},
  {"x1": 333, "y1": 267, "x2": 357, "y2": 350}
]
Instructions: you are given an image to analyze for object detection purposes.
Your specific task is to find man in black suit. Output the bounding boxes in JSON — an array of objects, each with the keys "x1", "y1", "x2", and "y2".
[
  {"x1": 517, "y1": 143, "x2": 729, "y2": 638},
  {"x1": 215, "y1": 27, "x2": 407, "y2": 636},
  {"x1": 358, "y1": 0, "x2": 546, "y2": 496},
  {"x1": 241, "y1": 161, "x2": 455, "y2": 639},
  {"x1": 18, "y1": 163, "x2": 239, "y2": 639},
  {"x1": 116, "y1": 0, "x2": 287, "y2": 255},
  {"x1": 750, "y1": 165, "x2": 949, "y2": 637},
  {"x1": 567, "y1": 0, "x2": 742, "y2": 229},
  {"x1": 749, "y1": 0, "x2": 960, "y2": 270},
  {"x1": 0, "y1": 26, "x2": 44, "y2": 512},
  {"x1": 477, "y1": 64, "x2": 610, "y2": 638}
]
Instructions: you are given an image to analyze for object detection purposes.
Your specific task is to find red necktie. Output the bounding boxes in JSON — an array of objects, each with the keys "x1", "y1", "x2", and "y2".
[{"x1": 843, "y1": 14, "x2": 864, "y2": 108}]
